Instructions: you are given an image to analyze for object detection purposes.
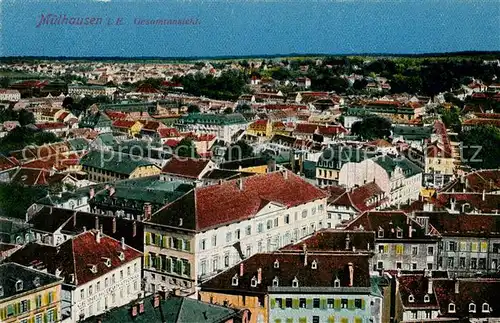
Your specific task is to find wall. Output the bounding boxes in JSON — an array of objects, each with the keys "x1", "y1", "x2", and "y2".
[{"x1": 199, "y1": 291, "x2": 268, "y2": 323}]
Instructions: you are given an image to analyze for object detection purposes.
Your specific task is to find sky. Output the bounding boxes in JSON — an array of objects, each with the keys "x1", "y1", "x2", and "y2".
[{"x1": 0, "y1": 0, "x2": 499, "y2": 57}]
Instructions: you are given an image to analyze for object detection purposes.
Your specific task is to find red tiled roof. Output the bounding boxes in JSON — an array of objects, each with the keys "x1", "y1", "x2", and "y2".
[
  {"x1": 35, "y1": 122, "x2": 66, "y2": 130},
  {"x1": 9, "y1": 231, "x2": 142, "y2": 286},
  {"x1": 163, "y1": 139, "x2": 180, "y2": 147},
  {"x1": 294, "y1": 123, "x2": 347, "y2": 135},
  {"x1": 281, "y1": 229, "x2": 375, "y2": 252},
  {"x1": 161, "y1": 157, "x2": 210, "y2": 179},
  {"x1": 200, "y1": 252, "x2": 371, "y2": 293},
  {"x1": 56, "y1": 112, "x2": 69, "y2": 122},
  {"x1": 434, "y1": 193, "x2": 500, "y2": 213},
  {"x1": 158, "y1": 127, "x2": 180, "y2": 138},
  {"x1": 249, "y1": 119, "x2": 268, "y2": 130},
  {"x1": 263, "y1": 104, "x2": 308, "y2": 111},
  {"x1": 140, "y1": 120, "x2": 163, "y2": 132},
  {"x1": 112, "y1": 120, "x2": 136, "y2": 129},
  {"x1": 424, "y1": 212, "x2": 500, "y2": 237},
  {"x1": 367, "y1": 139, "x2": 393, "y2": 148},
  {"x1": 463, "y1": 118, "x2": 500, "y2": 127},
  {"x1": 398, "y1": 274, "x2": 439, "y2": 309},
  {"x1": 0, "y1": 155, "x2": 18, "y2": 171},
  {"x1": 104, "y1": 110, "x2": 128, "y2": 121},
  {"x1": 473, "y1": 113, "x2": 500, "y2": 119},
  {"x1": 329, "y1": 182, "x2": 385, "y2": 213},
  {"x1": 136, "y1": 84, "x2": 161, "y2": 94},
  {"x1": 441, "y1": 170, "x2": 500, "y2": 193}
]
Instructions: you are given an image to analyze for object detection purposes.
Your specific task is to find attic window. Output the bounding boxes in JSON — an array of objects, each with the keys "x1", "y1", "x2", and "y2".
[
  {"x1": 408, "y1": 294, "x2": 415, "y2": 303},
  {"x1": 482, "y1": 303, "x2": 490, "y2": 313},
  {"x1": 424, "y1": 294, "x2": 430, "y2": 303},
  {"x1": 118, "y1": 251, "x2": 125, "y2": 261},
  {"x1": 103, "y1": 257, "x2": 111, "y2": 267},
  {"x1": 292, "y1": 277, "x2": 299, "y2": 288},
  {"x1": 33, "y1": 277, "x2": 40, "y2": 287},
  {"x1": 469, "y1": 303, "x2": 476, "y2": 313},
  {"x1": 311, "y1": 260, "x2": 317, "y2": 269},
  {"x1": 272, "y1": 277, "x2": 279, "y2": 287},
  {"x1": 251, "y1": 276, "x2": 258, "y2": 287},
  {"x1": 274, "y1": 259, "x2": 279, "y2": 269},
  {"x1": 334, "y1": 277, "x2": 341, "y2": 288},
  {"x1": 88, "y1": 265, "x2": 97, "y2": 274},
  {"x1": 396, "y1": 228, "x2": 403, "y2": 239},
  {"x1": 378, "y1": 227, "x2": 384, "y2": 238},
  {"x1": 231, "y1": 274, "x2": 238, "y2": 287},
  {"x1": 15, "y1": 280, "x2": 23, "y2": 292},
  {"x1": 69, "y1": 274, "x2": 75, "y2": 284}
]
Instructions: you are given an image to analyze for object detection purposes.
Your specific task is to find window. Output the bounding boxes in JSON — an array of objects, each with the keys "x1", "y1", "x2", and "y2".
[
  {"x1": 481, "y1": 242, "x2": 488, "y2": 253},
  {"x1": 334, "y1": 277, "x2": 341, "y2": 288},
  {"x1": 471, "y1": 258, "x2": 477, "y2": 269},
  {"x1": 408, "y1": 294, "x2": 415, "y2": 303},
  {"x1": 251, "y1": 277, "x2": 257, "y2": 287},
  {"x1": 272, "y1": 277, "x2": 279, "y2": 287},
  {"x1": 378, "y1": 245, "x2": 384, "y2": 254},
  {"x1": 479, "y1": 258, "x2": 486, "y2": 269},
  {"x1": 201, "y1": 239, "x2": 206, "y2": 250},
  {"x1": 299, "y1": 298, "x2": 306, "y2": 308},
  {"x1": 412, "y1": 245, "x2": 418, "y2": 256},
  {"x1": 275, "y1": 298, "x2": 282, "y2": 308},
  {"x1": 396, "y1": 228, "x2": 403, "y2": 238},
  {"x1": 412, "y1": 262, "x2": 417, "y2": 270},
  {"x1": 377, "y1": 261, "x2": 384, "y2": 269},
  {"x1": 120, "y1": 270, "x2": 124, "y2": 279},
  {"x1": 313, "y1": 298, "x2": 320, "y2": 308},
  {"x1": 327, "y1": 299, "x2": 334, "y2": 308},
  {"x1": 292, "y1": 277, "x2": 299, "y2": 288},
  {"x1": 224, "y1": 253, "x2": 230, "y2": 267},
  {"x1": 47, "y1": 309, "x2": 55, "y2": 323},
  {"x1": 15, "y1": 280, "x2": 23, "y2": 291},
  {"x1": 302, "y1": 210, "x2": 307, "y2": 218},
  {"x1": 482, "y1": 303, "x2": 490, "y2": 313},
  {"x1": 459, "y1": 257, "x2": 466, "y2": 268},
  {"x1": 396, "y1": 262, "x2": 402, "y2": 269},
  {"x1": 112, "y1": 274, "x2": 115, "y2": 284},
  {"x1": 226, "y1": 232, "x2": 232, "y2": 242},
  {"x1": 80, "y1": 289, "x2": 84, "y2": 300},
  {"x1": 286, "y1": 298, "x2": 292, "y2": 308},
  {"x1": 469, "y1": 303, "x2": 476, "y2": 313},
  {"x1": 341, "y1": 299, "x2": 348, "y2": 309},
  {"x1": 235, "y1": 230, "x2": 241, "y2": 240},
  {"x1": 313, "y1": 316, "x2": 320, "y2": 323},
  {"x1": 274, "y1": 218, "x2": 279, "y2": 227},
  {"x1": 285, "y1": 214, "x2": 290, "y2": 224},
  {"x1": 21, "y1": 300, "x2": 29, "y2": 313},
  {"x1": 355, "y1": 299, "x2": 362, "y2": 309},
  {"x1": 89, "y1": 285, "x2": 93, "y2": 296},
  {"x1": 201, "y1": 260, "x2": 207, "y2": 275},
  {"x1": 424, "y1": 294, "x2": 430, "y2": 303},
  {"x1": 97, "y1": 281, "x2": 101, "y2": 292},
  {"x1": 448, "y1": 257, "x2": 454, "y2": 268},
  {"x1": 257, "y1": 223, "x2": 264, "y2": 233},
  {"x1": 311, "y1": 259, "x2": 318, "y2": 269},
  {"x1": 232, "y1": 275, "x2": 238, "y2": 286},
  {"x1": 427, "y1": 246, "x2": 434, "y2": 255},
  {"x1": 378, "y1": 228, "x2": 384, "y2": 238},
  {"x1": 471, "y1": 242, "x2": 478, "y2": 252},
  {"x1": 267, "y1": 220, "x2": 273, "y2": 230},
  {"x1": 212, "y1": 235, "x2": 217, "y2": 247},
  {"x1": 448, "y1": 241, "x2": 457, "y2": 251},
  {"x1": 35, "y1": 314, "x2": 42, "y2": 323},
  {"x1": 246, "y1": 226, "x2": 251, "y2": 235}
]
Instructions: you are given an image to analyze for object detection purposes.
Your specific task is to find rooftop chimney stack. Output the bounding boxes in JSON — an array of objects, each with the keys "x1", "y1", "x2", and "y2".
[
  {"x1": 428, "y1": 278, "x2": 433, "y2": 294},
  {"x1": 121, "y1": 237, "x2": 126, "y2": 250},
  {"x1": 143, "y1": 203, "x2": 152, "y2": 221},
  {"x1": 132, "y1": 221, "x2": 137, "y2": 237},
  {"x1": 112, "y1": 217, "x2": 117, "y2": 234},
  {"x1": 345, "y1": 233, "x2": 351, "y2": 250},
  {"x1": 409, "y1": 224, "x2": 412, "y2": 238},
  {"x1": 95, "y1": 216, "x2": 99, "y2": 230},
  {"x1": 454, "y1": 278, "x2": 459, "y2": 294},
  {"x1": 303, "y1": 243, "x2": 308, "y2": 266},
  {"x1": 99, "y1": 224, "x2": 103, "y2": 235},
  {"x1": 89, "y1": 187, "x2": 95, "y2": 199},
  {"x1": 96, "y1": 230, "x2": 101, "y2": 244},
  {"x1": 239, "y1": 263, "x2": 244, "y2": 277},
  {"x1": 109, "y1": 186, "x2": 115, "y2": 196},
  {"x1": 238, "y1": 178, "x2": 243, "y2": 191},
  {"x1": 257, "y1": 268, "x2": 262, "y2": 284},
  {"x1": 348, "y1": 262, "x2": 354, "y2": 287},
  {"x1": 482, "y1": 189, "x2": 486, "y2": 201}
]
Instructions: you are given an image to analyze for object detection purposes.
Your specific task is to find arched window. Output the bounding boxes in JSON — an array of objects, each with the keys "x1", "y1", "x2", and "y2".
[
  {"x1": 272, "y1": 277, "x2": 279, "y2": 287},
  {"x1": 482, "y1": 303, "x2": 490, "y2": 313},
  {"x1": 448, "y1": 303, "x2": 456, "y2": 313},
  {"x1": 408, "y1": 294, "x2": 415, "y2": 303},
  {"x1": 292, "y1": 277, "x2": 299, "y2": 288},
  {"x1": 469, "y1": 303, "x2": 476, "y2": 313}
]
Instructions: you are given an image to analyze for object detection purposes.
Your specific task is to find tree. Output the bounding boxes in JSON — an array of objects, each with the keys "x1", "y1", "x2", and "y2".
[
  {"x1": 0, "y1": 77, "x2": 11, "y2": 88},
  {"x1": 18, "y1": 109, "x2": 35, "y2": 126},
  {"x1": 223, "y1": 107, "x2": 233, "y2": 114},
  {"x1": 235, "y1": 103, "x2": 251, "y2": 113},
  {"x1": 0, "y1": 183, "x2": 47, "y2": 220},
  {"x1": 187, "y1": 104, "x2": 200, "y2": 114},
  {"x1": 62, "y1": 96, "x2": 74, "y2": 109},
  {"x1": 459, "y1": 125, "x2": 500, "y2": 170},
  {"x1": 224, "y1": 140, "x2": 254, "y2": 161},
  {"x1": 351, "y1": 115, "x2": 392, "y2": 140},
  {"x1": 441, "y1": 107, "x2": 462, "y2": 133},
  {"x1": 174, "y1": 138, "x2": 199, "y2": 158}
]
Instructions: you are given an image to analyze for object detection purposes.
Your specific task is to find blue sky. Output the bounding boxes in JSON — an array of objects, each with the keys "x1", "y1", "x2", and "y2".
[{"x1": 1, "y1": 0, "x2": 499, "y2": 57}]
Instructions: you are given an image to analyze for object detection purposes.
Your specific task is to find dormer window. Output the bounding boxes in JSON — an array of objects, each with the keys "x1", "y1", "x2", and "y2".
[
  {"x1": 482, "y1": 303, "x2": 490, "y2": 313},
  {"x1": 449, "y1": 303, "x2": 456, "y2": 313},
  {"x1": 408, "y1": 294, "x2": 415, "y2": 303},
  {"x1": 102, "y1": 257, "x2": 111, "y2": 267},
  {"x1": 424, "y1": 294, "x2": 430, "y2": 303},
  {"x1": 272, "y1": 277, "x2": 279, "y2": 287},
  {"x1": 311, "y1": 260, "x2": 317, "y2": 269},
  {"x1": 251, "y1": 276, "x2": 258, "y2": 287},
  {"x1": 274, "y1": 259, "x2": 279, "y2": 268},
  {"x1": 378, "y1": 227, "x2": 384, "y2": 238},
  {"x1": 469, "y1": 303, "x2": 476, "y2": 313},
  {"x1": 88, "y1": 264, "x2": 97, "y2": 274},
  {"x1": 334, "y1": 277, "x2": 341, "y2": 288},
  {"x1": 292, "y1": 277, "x2": 299, "y2": 288},
  {"x1": 69, "y1": 274, "x2": 75, "y2": 284},
  {"x1": 15, "y1": 280, "x2": 23, "y2": 292},
  {"x1": 118, "y1": 252, "x2": 125, "y2": 261},
  {"x1": 396, "y1": 227, "x2": 403, "y2": 238},
  {"x1": 33, "y1": 277, "x2": 40, "y2": 287},
  {"x1": 231, "y1": 274, "x2": 238, "y2": 286}
]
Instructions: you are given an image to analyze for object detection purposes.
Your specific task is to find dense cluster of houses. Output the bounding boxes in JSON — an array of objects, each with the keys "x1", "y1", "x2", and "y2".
[{"x1": 0, "y1": 59, "x2": 499, "y2": 323}]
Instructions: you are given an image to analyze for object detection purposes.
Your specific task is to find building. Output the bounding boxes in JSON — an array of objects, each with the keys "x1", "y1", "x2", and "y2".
[
  {"x1": 293, "y1": 123, "x2": 347, "y2": 142},
  {"x1": 175, "y1": 113, "x2": 247, "y2": 143},
  {"x1": 8, "y1": 230, "x2": 143, "y2": 322},
  {"x1": 345, "y1": 211, "x2": 440, "y2": 272},
  {"x1": 0, "y1": 89, "x2": 21, "y2": 101},
  {"x1": 200, "y1": 252, "x2": 382, "y2": 323},
  {"x1": 79, "y1": 150, "x2": 161, "y2": 182},
  {"x1": 424, "y1": 121, "x2": 455, "y2": 188},
  {"x1": 68, "y1": 85, "x2": 116, "y2": 97},
  {"x1": 0, "y1": 263, "x2": 62, "y2": 323},
  {"x1": 83, "y1": 293, "x2": 250, "y2": 323},
  {"x1": 144, "y1": 170, "x2": 328, "y2": 295},
  {"x1": 160, "y1": 157, "x2": 215, "y2": 184}
]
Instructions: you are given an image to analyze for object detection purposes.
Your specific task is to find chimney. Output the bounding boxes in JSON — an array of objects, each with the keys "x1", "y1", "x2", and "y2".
[
  {"x1": 132, "y1": 221, "x2": 137, "y2": 237},
  {"x1": 179, "y1": 218, "x2": 183, "y2": 227},
  {"x1": 345, "y1": 233, "x2": 351, "y2": 250},
  {"x1": 121, "y1": 237, "x2": 126, "y2": 250},
  {"x1": 409, "y1": 224, "x2": 412, "y2": 238},
  {"x1": 143, "y1": 203, "x2": 152, "y2": 220},
  {"x1": 173, "y1": 288, "x2": 181, "y2": 296},
  {"x1": 73, "y1": 212, "x2": 77, "y2": 227},
  {"x1": 83, "y1": 226, "x2": 87, "y2": 232},
  {"x1": 283, "y1": 170, "x2": 288, "y2": 180},
  {"x1": 237, "y1": 178, "x2": 243, "y2": 191},
  {"x1": 465, "y1": 177, "x2": 469, "y2": 189},
  {"x1": 89, "y1": 187, "x2": 95, "y2": 199},
  {"x1": 482, "y1": 190, "x2": 486, "y2": 201},
  {"x1": 49, "y1": 207, "x2": 53, "y2": 214},
  {"x1": 428, "y1": 278, "x2": 433, "y2": 294},
  {"x1": 112, "y1": 217, "x2": 117, "y2": 234},
  {"x1": 109, "y1": 186, "x2": 115, "y2": 196},
  {"x1": 303, "y1": 243, "x2": 308, "y2": 266},
  {"x1": 454, "y1": 279, "x2": 459, "y2": 294},
  {"x1": 96, "y1": 230, "x2": 101, "y2": 244},
  {"x1": 99, "y1": 224, "x2": 103, "y2": 235},
  {"x1": 239, "y1": 263, "x2": 244, "y2": 277},
  {"x1": 95, "y1": 216, "x2": 99, "y2": 230},
  {"x1": 257, "y1": 268, "x2": 262, "y2": 284},
  {"x1": 348, "y1": 262, "x2": 354, "y2": 287}
]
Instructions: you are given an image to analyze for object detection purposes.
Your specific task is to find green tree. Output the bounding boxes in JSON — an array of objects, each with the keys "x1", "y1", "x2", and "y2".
[
  {"x1": 0, "y1": 77, "x2": 11, "y2": 88},
  {"x1": 0, "y1": 183, "x2": 47, "y2": 220},
  {"x1": 175, "y1": 138, "x2": 199, "y2": 158},
  {"x1": 224, "y1": 140, "x2": 254, "y2": 161},
  {"x1": 459, "y1": 125, "x2": 500, "y2": 170},
  {"x1": 18, "y1": 109, "x2": 35, "y2": 126},
  {"x1": 223, "y1": 107, "x2": 233, "y2": 114},
  {"x1": 351, "y1": 115, "x2": 392, "y2": 140},
  {"x1": 441, "y1": 107, "x2": 462, "y2": 133},
  {"x1": 187, "y1": 104, "x2": 201, "y2": 114}
]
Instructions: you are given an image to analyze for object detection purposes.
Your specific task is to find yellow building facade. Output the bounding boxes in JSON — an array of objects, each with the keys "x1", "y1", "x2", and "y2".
[
  {"x1": 129, "y1": 164, "x2": 161, "y2": 179},
  {"x1": 199, "y1": 291, "x2": 269, "y2": 323},
  {"x1": 0, "y1": 282, "x2": 61, "y2": 323}
]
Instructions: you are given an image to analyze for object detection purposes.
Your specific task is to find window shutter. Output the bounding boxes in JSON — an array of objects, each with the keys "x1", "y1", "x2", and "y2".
[
  {"x1": 328, "y1": 316, "x2": 335, "y2": 323},
  {"x1": 306, "y1": 299, "x2": 313, "y2": 309},
  {"x1": 144, "y1": 252, "x2": 150, "y2": 267},
  {"x1": 163, "y1": 236, "x2": 168, "y2": 248},
  {"x1": 275, "y1": 319, "x2": 282, "y2": 323},
  {"x1": 354, "y1": 317, "x2": 362, "y2": 323},
  {"x1": 44, "y1": 312, "x2": 48, "y2": 323},
  {"x1": 13, "y1": 302, "x2": 18, "y2": 315},
  {"x1": 287, "y1": 319, "x2": 293, "y2": 323},
  {"x1": 177, "y1": 239, "x2": 183, "y2": 250},
  {"x1": 145, "y1": 232, "x2": 151, "y2": 245},
  {"x1": 185, "y1": 240, "x2": 191, "y2": 252},
  {"x1": 184, "y1": 262, "x2": 191, "y2": 276},
  {"x1": 27, "y1": 298, "x2": 31, "y2": 311},
  {"x1": 321, "y1": 298, "x2": 327, "y2": 310},
  {"x1": 281, "y1": 300, "x2": 286, "y2": 309},
  {"x1": 384, "y1": 245, "x2": 389, "y2": 253},
  {"x1": 348, "y1": 299, "x2": 355, "y2": 310},
  {"x1": 0, "y1": 307, "x2": 5, "y2": 320},
  {"x1": 334, "y1": 299, "x2": 341, "y2": 310},
  {"x1": 54, "y1": 308, "x2": 58, "y2": 321},
  {"x1": 270, "y1": 298, "x2": 276, "y2": 309},
  {"x1": 157, "y1": 234, "x2": 162, "y2": 247},
  {"x1": 157, "y1": 256, "x2": 162, "y2": 270},
  {"x1": 299, "y1": 318, "x2": 307, "y2": 323},
  {"x1": 292, "y1": 298, "x2": 299, "y2": 309},
  {"x1": 361, "y1": 299, "x2": 365, "y2": 310}
]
